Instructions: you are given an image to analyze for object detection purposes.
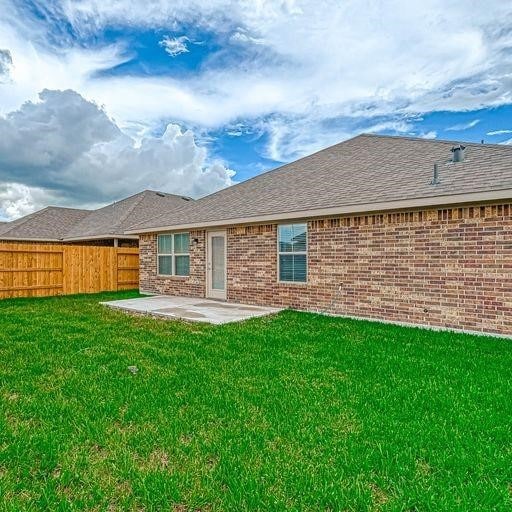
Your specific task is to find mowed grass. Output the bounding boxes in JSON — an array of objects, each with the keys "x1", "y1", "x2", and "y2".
[{"x1": 0, "y1": 292, "x2": 511, "y2": 511}]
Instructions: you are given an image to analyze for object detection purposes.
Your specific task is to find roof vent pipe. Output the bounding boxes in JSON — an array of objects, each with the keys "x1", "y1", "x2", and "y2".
[
  {"x1": 451, "y1": 144, "x2": 466, "y2": 163},
  {"x1": 431, "y1": 163, "x2": 440, "y2": 185}
]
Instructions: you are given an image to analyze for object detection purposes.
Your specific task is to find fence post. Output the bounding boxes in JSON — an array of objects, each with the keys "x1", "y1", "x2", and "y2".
[{"x1": 114, "y1": 248, "x2": 119, "y2": 291}]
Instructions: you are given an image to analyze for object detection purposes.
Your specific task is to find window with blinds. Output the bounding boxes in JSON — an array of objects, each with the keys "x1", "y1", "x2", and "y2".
[
  {"x1": 157, "y1": 233, "x2": 190, "y2": 276},
  {"x1": 278, "y1": 223, "x2": 307, "y2": 283}
]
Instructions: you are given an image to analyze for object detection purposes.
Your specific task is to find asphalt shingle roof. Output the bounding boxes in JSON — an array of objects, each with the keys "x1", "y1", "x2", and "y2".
[
  {"x1": 128, "y1": 134, "x2": 512, "y2": 232},
  {"x1": 0, "y1": 207, "x2": 90, "y2": 240},
  {"x1": 64, "y1": 190, "x2": 191, "y2": 240},
  {"x1": 0, "y1": 190, "x2": 191, "y2": 242}
]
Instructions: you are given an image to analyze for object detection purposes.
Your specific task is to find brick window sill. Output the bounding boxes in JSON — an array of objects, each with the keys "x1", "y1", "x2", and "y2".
[{"x1": 156, "y1": 275, "x2": 190, "y2": 280}]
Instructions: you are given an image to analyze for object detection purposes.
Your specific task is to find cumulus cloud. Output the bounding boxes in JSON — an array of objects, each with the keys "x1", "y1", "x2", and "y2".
[
  {"x1": 0, "y1": 89, "x2": 120, "y2": 177},
  {"x1": 0, "y1": 183, "x2": 55, "y2": 220},
  {"x1": 0, "y1": 89, "x2": 234, "y2": 218},
  {"x1": 2, "y1": 0, "x2": 512, "y2": 179},
  {"x1": 42, "y1": 0, "x2": 512, "y2": 159},
  {"x1": 159, "y1": 35, "x2": 189, "y2": 57}
]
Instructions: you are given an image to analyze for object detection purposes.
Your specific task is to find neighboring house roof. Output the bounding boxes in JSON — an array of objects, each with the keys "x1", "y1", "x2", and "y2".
[
  {"x1": 0, "y1": 207, "x2": 90, "y2": 241},
  {"x1": 63, "y1": 190, "x2": 192, "y2": 241},
  {"x1": 0, "y1": 190, "x2": 192, "y2": 242},
  {"x1": 127, "y1": 134, "x2": 512, "y2": 233}
]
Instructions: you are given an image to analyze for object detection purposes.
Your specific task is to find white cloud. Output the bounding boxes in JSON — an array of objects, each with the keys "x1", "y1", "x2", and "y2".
[
  {"x1": 230, "y1": 30, "x2": 264, "y2": 45},
  {"x1": 419, "y1": 131, "x2": 438, "y2": 139},
  {"x1": 51, "y1": 0, "x2": 512, "y2": 160},
  {"x1": 363, "y1": 120, "x2": 414, "y2": 135},
  {"x1": 445, "y1": 119, "x2": 480, "y2": 131},
  {"x1": 4, "y1": 1, "x2": 512, "y2": 127},
  {"x1": 0, "y1": 49, "x2": 12, "y2": 83},
  {"x1": 159, "y1": 35, "x2": 189, "y2": 57},
  {"x1": 0, "y1": 183, "x2": 55, "y2": 220},
  {"x1": 259, "y1": 116, "x2": 425, "y2": 162},
  {"x1": 0, "y1": 13, "x2": 127, "y2": 115},
  {"x1": 260, "y1": 115, "x2": 354, "y2": 162},
  {"x1": 1, "y1": 0, "x2": 512, "y2": 194},
  {"x1": 487, "y1": 129, "x2": 512, "y2": 136},
  {"x1": 0, "y1": 89, "x2": 234, "y2": 218}
]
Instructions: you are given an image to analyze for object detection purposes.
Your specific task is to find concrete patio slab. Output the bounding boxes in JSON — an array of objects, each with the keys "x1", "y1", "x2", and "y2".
[{"x1": 101, "y1": 295, "x2": 283, "y2": 324}]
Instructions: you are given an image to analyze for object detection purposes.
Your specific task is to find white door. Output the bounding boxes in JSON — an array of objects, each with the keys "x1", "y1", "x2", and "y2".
[{"x1": 207, "y1": 231, "x2": 227, "y2": 300}]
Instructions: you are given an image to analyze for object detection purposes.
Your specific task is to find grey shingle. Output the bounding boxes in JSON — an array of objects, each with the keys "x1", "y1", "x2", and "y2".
[
  {"x1": 0, "y1": 207, "x2": 90, "y2": 240},
  {"x1": 127, "y1": 134, "x2": 512, "y2": 232},
  {"x1": 0, "y1": 190, "x2": 192, "y2": 242},
  {"x1": 63, "y1": 190, "x2": 191, "y2": 240}
]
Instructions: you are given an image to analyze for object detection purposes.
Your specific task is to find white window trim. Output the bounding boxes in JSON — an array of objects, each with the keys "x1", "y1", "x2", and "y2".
[
  {"x1": 277, "y1": 223, "x2": 308, "y2": 284},
  {"x1": 157, "y1": 232, "x2": 190, "y2": 277}
]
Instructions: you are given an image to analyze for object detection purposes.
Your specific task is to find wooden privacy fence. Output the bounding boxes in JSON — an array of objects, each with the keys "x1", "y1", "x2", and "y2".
[{"x1": 0, "y1": 243, "x2": 139, "y2": 299}]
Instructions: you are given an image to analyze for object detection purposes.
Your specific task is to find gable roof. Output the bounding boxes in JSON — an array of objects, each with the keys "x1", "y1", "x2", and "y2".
[
  {"x1": 0, "y1": 207, "x2": 90, "y2": 241},
  {"x1": 0, "y1": 190, "x2": 192, "y2": 242},
  {"x1": 127, "y1": 134, "x2": 512, "y2": 233},
  {"x1": 63, "y1": 190, "x2": 192, "y2": 241}
]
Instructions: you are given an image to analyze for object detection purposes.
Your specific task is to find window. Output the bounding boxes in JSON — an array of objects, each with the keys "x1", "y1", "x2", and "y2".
[
  {"x1": 278, "y1": 223, "x2": 307, "y2": 283},
  {"x1": 157, "y1": 233, "x2": 190, "y2": 276}
]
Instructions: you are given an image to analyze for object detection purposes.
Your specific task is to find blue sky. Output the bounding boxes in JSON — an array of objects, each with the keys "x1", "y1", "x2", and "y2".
[{"x1": 0, "y1": 0, "x2": 511, "y2": 218}]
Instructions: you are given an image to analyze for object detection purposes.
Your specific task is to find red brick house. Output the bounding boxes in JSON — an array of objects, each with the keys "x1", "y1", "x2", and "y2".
[{"x1": 127, "y1": 134, "x2": 512, "y2": 336}]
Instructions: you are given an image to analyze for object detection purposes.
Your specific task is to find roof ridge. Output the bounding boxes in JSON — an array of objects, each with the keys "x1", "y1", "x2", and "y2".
[
  {"x1": 61, "y1": 190, "x2": 195, "y2": 239},
  {"x1": 63, "y1": 191, "x2": 148, "y2": 239},
  {"x1": 0, "y1": 207, "x2": 52, "y2": 235},
  {"x1": 123, "y1": 195, "x2": 195, "y2": 231},
  {"x1": 358, "y1": 133, "x2": 512, "y2": 149},
  {"x1": 97, "y1": 189, "x2": 187, "y2": 206},
  {"x1": 112, "y1": 190, "x2": 149, "y2": 233},
  {"x1": 142, "y1": 189, "x2": 192, "y2": 199},
  {"x1": 44, "y1": 206, "x2": 91, "y2": 212},
  {"x1": 125, "y1": 192, "x2": 197, "y2": 231}
]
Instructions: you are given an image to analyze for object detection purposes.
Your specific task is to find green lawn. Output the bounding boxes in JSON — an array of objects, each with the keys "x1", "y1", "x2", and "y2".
[{"x1": 0, "y1": 292, "x2": 511, "y2": 511}]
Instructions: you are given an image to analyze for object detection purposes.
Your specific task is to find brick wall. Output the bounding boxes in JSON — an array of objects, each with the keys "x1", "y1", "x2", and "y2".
[
  {"x1": 139, "y1": 230, "x2": 206, "y2": 297},
  {"x1": 139, "y1": 202, "x2": 512, "y2": 335}
]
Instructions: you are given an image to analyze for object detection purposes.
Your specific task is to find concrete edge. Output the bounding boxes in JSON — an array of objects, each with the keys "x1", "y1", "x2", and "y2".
[
  {"x1": 101, "y1": 302, "x2": 214, "y2": 324},
  {"x1": 101, "y1": 301, "x2": 282, "y2": 325},
  {"x1": 102, "y1": 299, "x2": 511, "y2": 338}
]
